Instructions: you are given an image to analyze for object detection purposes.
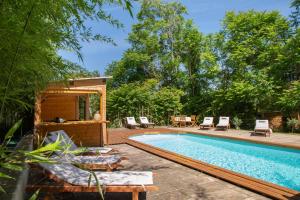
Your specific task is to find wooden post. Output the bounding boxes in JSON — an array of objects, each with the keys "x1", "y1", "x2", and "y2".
[
  {"x1": 85, "y1": 94, "x2": 90, "y2": 120},
  {"x1": 75, "y1": 96, "x2": 79, "y2": 120},
  {"x1": 99, "y1": 87, "x2": 107, "y2": 146},
  {"x1": 132, "y1": 191, "x2": 139, "y2": 200},
  {"x1": 100, "y1": 122, "x2": 103, "y2": 146}
]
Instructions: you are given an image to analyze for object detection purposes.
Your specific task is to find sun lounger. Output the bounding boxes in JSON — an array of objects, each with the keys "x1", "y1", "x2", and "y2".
[
  {"x1": 27, "y1": 161, "x2": 158, "y2": 200},
  {"x1": 216, "y1": 117, "x2": 230, "y2": 130},
  {"x1": 44, "y1": 137, "x2": 126, "y2": 171},
  {"x1": 47, "y1": 130, "x2": 116, "y2": 155},
  {"x1": 126, "y1": 117, "x2": 140, "y2": 129},
  {"x1": 253, "y1": 120, "x2": 272, "y2": 137},
  {"x1": 199, "y1": 117, "x2": 214, "y2": 129},
  {"x1": 139, "y1": 117, "x2": 155, "y2": 128},
  {"x1": 54, "y1": 154, "x2": 127, "y2": 171}
]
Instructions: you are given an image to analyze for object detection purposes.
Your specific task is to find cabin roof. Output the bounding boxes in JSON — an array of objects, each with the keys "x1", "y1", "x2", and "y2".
[{"x1": 43, "y1": 77, "x2": 110, "y2": 95}]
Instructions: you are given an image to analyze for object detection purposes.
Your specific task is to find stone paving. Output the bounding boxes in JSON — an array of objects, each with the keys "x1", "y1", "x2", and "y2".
[
  {"x1": 50, "y1": 143, "x2": 270, "y2": 200},
  {"x1": 109, "y1": 127, "x2": 300, "y2": 148},
  {"x1": 169, "y1": 127, "x2": 300, "y2": 147},
  {"x1": 107, "y1": 144, "x2": 270, "y2": 200},
  {"x1": 41, "y1": 127, "x2": 300, "y2": 199}
]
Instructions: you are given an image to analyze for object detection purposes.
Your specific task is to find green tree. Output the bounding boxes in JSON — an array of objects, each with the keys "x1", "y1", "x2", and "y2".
[
  {"x1": 107, "y1": 79, "x2": 156, "y2": 126},
  {"x1": 105, "y1": 51, "x2": 154, "y2": 88},
  {"x1": 211, "y1": 10, "x2": 290, "y2": 120},
  {"x1": 0, "y1": 0, "x2": 133, "y2": 132},
  {"x1": 106, "y1": 79, "x2": 183, "y2": 127},
  {"x1": 287, "y1": 118, "x2": 299, "y2": 133},
  {"x1": 277, "y1": 81, "x2": 300, "y2": 115},
  {"x1": 290, "y1": 0, "x2": 300, "y2": 29},
  {"x1": 151, "y1": 87, "x2": 184, "y2": 125},
  {"x1": 127, "y1": 0, "x2": 187, "y2": 87},
  {"x1": 220, "y1": 10, "x2": 289, "y2": 80},
  {"x1": 272, "y1": 29, "x2": 300, "y2": 85}
]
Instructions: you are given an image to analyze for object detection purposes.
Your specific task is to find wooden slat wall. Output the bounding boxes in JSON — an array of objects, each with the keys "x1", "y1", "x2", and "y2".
[
  {"x1": 41, "y1": 96, "x2": 77, "y2": 121},
  {"x1": 37, "y1": 123, "x2": 101, "y2": 146}
]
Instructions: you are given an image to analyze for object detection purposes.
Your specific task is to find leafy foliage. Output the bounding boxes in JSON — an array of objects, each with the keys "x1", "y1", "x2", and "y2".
[
  {"x1": 0, "y1": 0, "x2": 133, "y2": 135},
  {"x1": 107, "y1": 79, "x2": 183, "y2": 126},
  {"x1": 232, "y1": 116, "x2": 243, "y2": 130},
  {"x1": 0, "y1": 120, "x2": 64, "y2": 193},
  {"x1": 277, "y1": 81, "x2": 300, "y2": 114},
  {"x1": 290, "y1": 0, "x2": 300, "y2": 29},
  {"x1": 106, "y1": 0, "x2": 299, "y2": 131},
  {"x1": 287, "y1": 118, "x2": 299, "y2": 133}
]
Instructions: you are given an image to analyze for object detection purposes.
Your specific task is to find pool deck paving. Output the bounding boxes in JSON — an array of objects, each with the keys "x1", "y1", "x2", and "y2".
[
  {"x1": 106, "y1": 127, "x2": 300, "y2": 200},
  {"x1": 48, "y1": 142, "x2": 270, "y2": 200},
  {"x1": 41, "y1": 127, "x2": 300, "y2": 199},
  {"x1": 109, "y1": 126, "x2": 300, "y2": 148},
  {"x1": 169, "y1": 127, "x2": 300, "y2": 148},
  {"x1": 110, "y1": 143, "x2": 271, "y2": 200}
]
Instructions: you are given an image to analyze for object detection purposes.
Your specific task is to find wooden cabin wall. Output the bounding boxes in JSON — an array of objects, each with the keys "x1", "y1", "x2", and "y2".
[
  {"x1": 41, "y1": 96, "x2": 78, "y2": 122},
  {"x1": 36, "y1": 122, "x2": 103, "y2": 146}
]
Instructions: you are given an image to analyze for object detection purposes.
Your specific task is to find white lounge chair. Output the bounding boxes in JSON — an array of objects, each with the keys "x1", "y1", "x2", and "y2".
[
  {"x1": 254, "y1": 120, "x2": 272, "y2": 137},
  {"x1": 216, "y1": 117, "x2": 230, "y2": 130},
  {"x1": 47, "y1": 130, "x2": 114, "y2": 154},
  {"x1": 27, "y1": 161, "x2": 158, "y2": 200},
  {"x1": 55, "y1": 154, "x2": 127, "y2": 171},
  {"x1": 199, "y1": 117, "x2": 214, "y2": 129},
  {"x1": 139, "y1": 117, "x2": 155, "y2": 128},
  {"x1": 44, "y1": 136, "x2": 125, "y2": 171},
  {"x1": 126, "y1": 117, "x2": 140, "y2": 129}
]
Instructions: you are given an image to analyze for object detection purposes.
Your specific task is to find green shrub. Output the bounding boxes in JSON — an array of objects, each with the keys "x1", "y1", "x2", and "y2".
[
  {"x1": 106, "y1": 79, "x2": 184, "y2": 127},
  {"x1": 287, "y1": 118, "x2": 299, "y2": 133},
  {"x1": 232, "y1": 116, "x2": 243, "y2": 130}
]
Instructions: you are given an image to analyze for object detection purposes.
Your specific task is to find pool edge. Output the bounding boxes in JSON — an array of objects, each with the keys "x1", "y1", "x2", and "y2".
[{"x1": 125, "y1": 134, "x2": 300, "y2": 200}]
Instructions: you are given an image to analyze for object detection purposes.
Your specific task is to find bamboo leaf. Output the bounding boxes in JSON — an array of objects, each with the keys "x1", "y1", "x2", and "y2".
[
  {"x1": 3, "y1": 119, "x2": 22, "y2": 145},
  {"x1": 0, "y1": 172, "x2": 14, "y2": 180},
  {"x1": 28, "y1": 189, "x2": 40, "y2": 200},
  {"x1": 0, "y1": 163, "x2": 23, "y2": 171}
]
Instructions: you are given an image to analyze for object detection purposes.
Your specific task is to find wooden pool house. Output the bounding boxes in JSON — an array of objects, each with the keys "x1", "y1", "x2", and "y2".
[{"x1": 34, "y1": 77, "x2": 110, "y2": 146}]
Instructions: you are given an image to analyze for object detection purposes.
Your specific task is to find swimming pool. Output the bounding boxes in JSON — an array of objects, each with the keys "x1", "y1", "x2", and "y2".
[{"x1": 130, "y1": 133, "x2": 300, "y2": 191}]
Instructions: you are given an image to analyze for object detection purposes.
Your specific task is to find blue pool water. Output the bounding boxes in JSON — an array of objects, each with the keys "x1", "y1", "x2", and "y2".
[{"x1": 130, "y1": 133, "x2": 300, "y2": 191}]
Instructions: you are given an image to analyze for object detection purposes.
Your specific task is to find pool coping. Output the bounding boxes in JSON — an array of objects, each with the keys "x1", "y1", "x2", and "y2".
[{"x1": 124, "y1": 131, "x2": 300, "y2": 200}]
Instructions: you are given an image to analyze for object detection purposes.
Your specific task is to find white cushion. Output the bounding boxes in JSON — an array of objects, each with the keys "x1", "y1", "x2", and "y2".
[
  {"x1": 217, "y1": 117, "x2": 229, "y2": 126},
  {"x1": 127, "y1": 117, "x2": 138, "y2": 125},
  {"x1": 56, "y1": 155, "x2": 121, "y2": 165},
  {"x1": 201, "y1": 117, "x2": 213, "y2": 125},
  {"x1": 140, "y1": 117, "x2": 149, "y2": 124},
  {"x1": 40, "y1": 162, "x2": 153, "y2": 186},
  {"x1": 255, "y1": 120, "x2": 269, "y2": 129}
]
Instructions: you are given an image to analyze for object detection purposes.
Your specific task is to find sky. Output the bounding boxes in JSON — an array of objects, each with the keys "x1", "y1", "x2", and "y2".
[{"x1": 59, "y1": 0, "x2": 293, "y2": 75}]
